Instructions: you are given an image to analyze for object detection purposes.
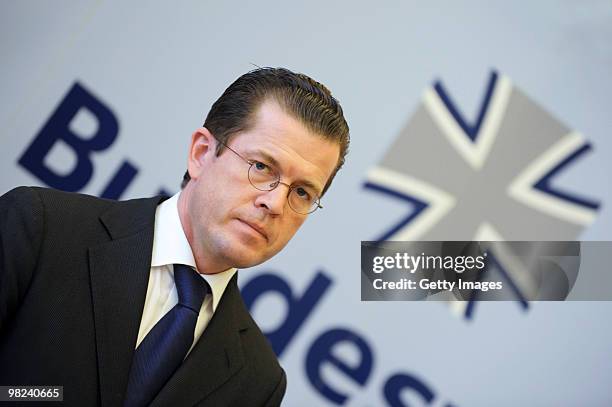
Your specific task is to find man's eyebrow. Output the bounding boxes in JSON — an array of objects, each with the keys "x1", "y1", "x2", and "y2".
[
  {"x1": 248, "y1": 149, "x2": 281, "y2": 169},
  {"x1": 246, "y1": 148, "x2": 323, "y2": 196}
]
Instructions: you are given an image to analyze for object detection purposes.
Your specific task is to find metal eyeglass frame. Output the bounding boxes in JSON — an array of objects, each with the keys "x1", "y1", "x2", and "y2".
[{"x1": 213, "y1": 136, "x2": 323, "y2": 215}]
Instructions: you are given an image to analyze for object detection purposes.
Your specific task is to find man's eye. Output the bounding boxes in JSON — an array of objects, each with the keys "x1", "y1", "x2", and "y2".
[
  {"x1": 254, "y1": 161, "x2": 269, "y2": 172},
  {"x1": 295, "y1": 187, "x2": 313, "y2": 201}
]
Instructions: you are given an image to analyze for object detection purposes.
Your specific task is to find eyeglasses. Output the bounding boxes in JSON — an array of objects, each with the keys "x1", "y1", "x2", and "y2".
[{"x1": 214, "y1": 137, "x2": 323, "y2": 215}]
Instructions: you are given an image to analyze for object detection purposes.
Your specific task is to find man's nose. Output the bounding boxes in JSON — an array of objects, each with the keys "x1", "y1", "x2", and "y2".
[{"x1": 255, "y1": 183, "x2": 290, "y2": 215}]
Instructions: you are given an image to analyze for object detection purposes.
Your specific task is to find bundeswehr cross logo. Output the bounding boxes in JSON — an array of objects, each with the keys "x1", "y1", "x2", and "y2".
[{"x1": 364, "y1": 71, "x2": 601, "y2": 318}]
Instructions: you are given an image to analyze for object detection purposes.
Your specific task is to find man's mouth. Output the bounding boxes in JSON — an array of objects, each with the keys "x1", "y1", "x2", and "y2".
[{"x1": 237, "y1": 219, "x2": 268, "y2": 241}]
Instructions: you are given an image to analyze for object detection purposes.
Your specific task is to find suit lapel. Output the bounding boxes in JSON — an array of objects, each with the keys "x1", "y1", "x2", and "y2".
[
  {"x1": 150, "y1": 274, "x2": 248, "y2": 407},
  {"x1": 88, "y1": 196, "x2": 164, "y2": 407}
]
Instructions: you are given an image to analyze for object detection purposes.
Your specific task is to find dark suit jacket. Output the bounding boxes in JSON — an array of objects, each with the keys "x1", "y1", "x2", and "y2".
[{"x1": 0, "y1": 187, "x2": 286, "y2": 406}]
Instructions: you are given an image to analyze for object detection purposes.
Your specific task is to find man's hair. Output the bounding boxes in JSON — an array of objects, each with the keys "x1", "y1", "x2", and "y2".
[{"x1": 181, "y1": 67, "x2": 349, "y2": 196}]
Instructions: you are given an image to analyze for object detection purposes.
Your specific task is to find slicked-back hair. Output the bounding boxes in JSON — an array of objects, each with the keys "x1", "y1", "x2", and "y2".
[{"x1": 181, "y1": 67, "x2": 349, "y2": 197}]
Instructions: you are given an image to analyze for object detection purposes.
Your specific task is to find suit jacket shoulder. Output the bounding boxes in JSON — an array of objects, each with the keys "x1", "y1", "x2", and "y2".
[
  {"x1": 0, "y1": 187, "x2": 164, "y2": 405},
  {"x1": 0, "y1": 186, "x2": 286, "y2": 406}
]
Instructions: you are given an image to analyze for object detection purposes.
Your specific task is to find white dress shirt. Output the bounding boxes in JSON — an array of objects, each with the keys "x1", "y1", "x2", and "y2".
[{"x1": 135, "y1": 192, "x2": 237, "y2": 353}]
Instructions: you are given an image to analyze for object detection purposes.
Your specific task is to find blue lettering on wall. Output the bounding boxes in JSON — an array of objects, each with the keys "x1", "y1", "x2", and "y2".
[
  {"x1": 306, "y1": 328, "x2": 373, "y2": 404},
  {"x1": 19, "y1": 82, "x2": 120, "y2": 191},
  {"x1": 243, "y1": 271, "x2": 456, "y2": 406},
  {"x1": 384, "y1": 373, "x2": 434, "y2": 406},
  {"x1": 17, "y1": 81, "x2": 160, "y2": 199},
  {"x1": 241, "y1": 271, "x2": 332, "y2": 357},
  {"x1": 100, "y1": 161, "x2": 138, "y2": 200}
]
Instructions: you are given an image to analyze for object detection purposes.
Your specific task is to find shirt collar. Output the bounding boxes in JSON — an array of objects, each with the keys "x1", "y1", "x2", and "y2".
[{"x1": 151, "y1": 192, "x2": 237, "y2": 312}]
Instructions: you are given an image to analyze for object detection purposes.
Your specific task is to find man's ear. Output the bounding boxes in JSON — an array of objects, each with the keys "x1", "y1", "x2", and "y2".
[{"x1": 187, "y1": 127, "x2": 216, "y2": 181}]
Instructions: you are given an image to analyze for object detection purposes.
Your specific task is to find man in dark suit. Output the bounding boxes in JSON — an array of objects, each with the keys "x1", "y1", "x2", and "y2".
[{"x1": 0, "y1": 68, "x2": 350, "y2": 406}]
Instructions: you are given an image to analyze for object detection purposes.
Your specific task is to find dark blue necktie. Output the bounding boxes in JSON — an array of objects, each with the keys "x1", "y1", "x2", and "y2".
[{"x1": 124, "y1": 264, "x2": 209, "y2": 407}]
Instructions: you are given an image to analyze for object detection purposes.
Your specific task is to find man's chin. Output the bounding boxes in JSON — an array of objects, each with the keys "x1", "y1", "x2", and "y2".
[
  {"x1": 228, "y1": 258, "x2": 267, "y2": 270},
  {"x1": 221, "y1": 246, "x2": 270, "y2": 270},
  {"x1": 213, "y1": 233, "x2": 278, "y2": 270}
]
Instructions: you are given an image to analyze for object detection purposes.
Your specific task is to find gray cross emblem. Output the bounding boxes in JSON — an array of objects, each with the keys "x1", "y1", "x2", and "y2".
[{"x1": 363, "y1": 71, "x2": 600, "y2": 317}]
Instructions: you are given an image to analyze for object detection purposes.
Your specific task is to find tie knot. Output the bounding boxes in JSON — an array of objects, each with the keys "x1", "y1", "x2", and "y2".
[{"x1": 173, "y1": 264, "x2": 209, "y2": 313}]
